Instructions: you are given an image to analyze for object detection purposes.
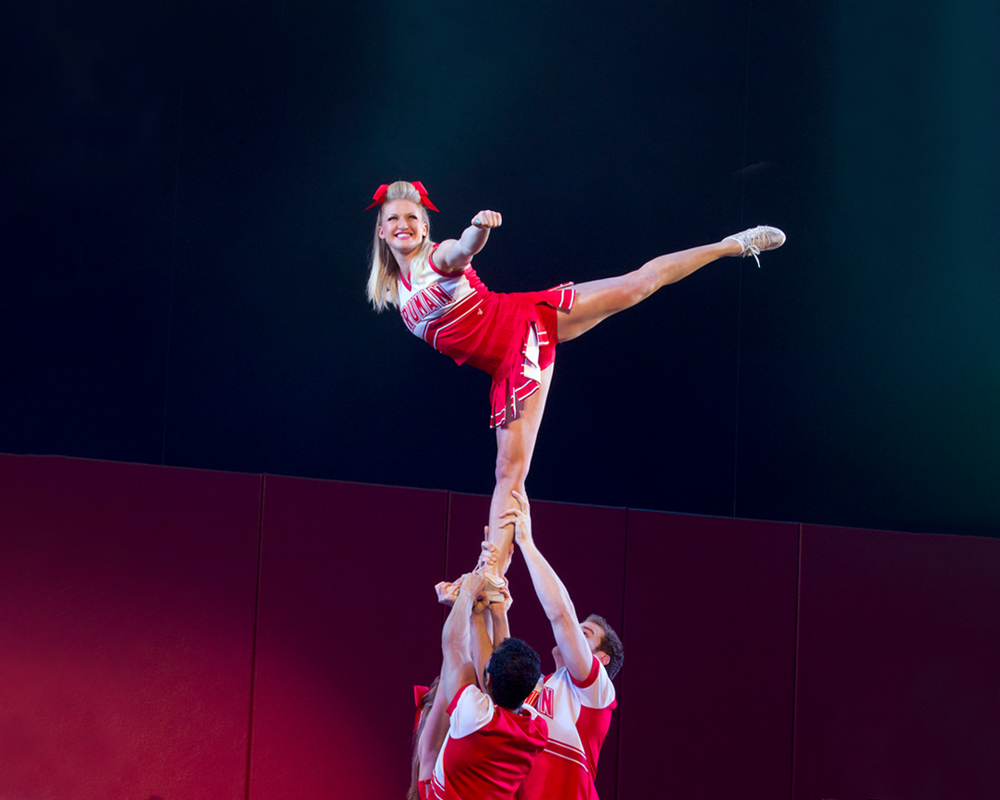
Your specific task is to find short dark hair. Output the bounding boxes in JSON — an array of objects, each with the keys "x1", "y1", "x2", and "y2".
[
  {"x1": 486, "y1": 637, "x2": 542, "y2": 710},
  {"x1": 586, "y1": 614, "x2": 624, "y2": 680}
]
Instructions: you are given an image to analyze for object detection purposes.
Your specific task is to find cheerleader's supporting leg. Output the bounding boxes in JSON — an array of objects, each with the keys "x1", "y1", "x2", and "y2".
[{"x1": 486, "y1": 363, "x2": 554, "y2": 580}]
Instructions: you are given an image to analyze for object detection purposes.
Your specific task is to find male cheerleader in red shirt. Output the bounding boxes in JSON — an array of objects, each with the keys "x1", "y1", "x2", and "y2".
[
  {"x1": 429, "y1": 569, "x2": 549, "y2": 800},
  {"x1": 492, "y1": 491, "x2": 624, "y2": 800}
]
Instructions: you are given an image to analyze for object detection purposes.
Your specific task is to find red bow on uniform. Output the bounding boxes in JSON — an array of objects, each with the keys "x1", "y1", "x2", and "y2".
[{"x1": 366, "y1": 181, "x2": 440, "y2": 212}]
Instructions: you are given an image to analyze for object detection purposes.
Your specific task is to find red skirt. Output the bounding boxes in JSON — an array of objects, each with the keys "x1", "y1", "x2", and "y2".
[{"x1": 430, "y1": 285, "x2": 576, "y2": 428}]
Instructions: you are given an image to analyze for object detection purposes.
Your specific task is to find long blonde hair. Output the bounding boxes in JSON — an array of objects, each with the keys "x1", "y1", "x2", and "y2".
[{"x1": 366, "y1": 181, "x2": 434, "y2": 311}]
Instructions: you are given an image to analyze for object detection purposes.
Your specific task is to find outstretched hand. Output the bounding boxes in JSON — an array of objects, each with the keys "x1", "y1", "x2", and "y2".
[
  {"x1": 462, "y1": 569, "x2": 489, "y2": 607},
  {"x1": 500, "y1": 490, "x2": 533, "y2": 548},
  {"x1": 471, "y1": 210, "x2": 502, "y2": 230},
  {"x1": 496, "y1": 581, "x2": 513, "y2": 614},
  {"x1": 478, "y1": 529, "x2": 515, "y2": 574},
  {"x1": 435, "y1": 578, "x2": 463, "y2": 607},
  {"x1": 477, "y1": 527, "x2": 498, "y2": 571},
  {"x1": 472, "y1": 592, "x2": 490, "y2": 616}
]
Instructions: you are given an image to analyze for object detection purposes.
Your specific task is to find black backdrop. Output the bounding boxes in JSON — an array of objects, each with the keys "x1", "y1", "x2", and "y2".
[{"x1": 2, "y1": 0, "x2": 998, "y2": 536}]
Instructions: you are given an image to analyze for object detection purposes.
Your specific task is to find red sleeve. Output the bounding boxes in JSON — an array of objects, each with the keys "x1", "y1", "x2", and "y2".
[{"x1": 570, "y1": 656, "x2": 602, "y2": 689}]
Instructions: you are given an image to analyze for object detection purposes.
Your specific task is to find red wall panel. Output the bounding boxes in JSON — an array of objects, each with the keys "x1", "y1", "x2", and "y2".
[
  {"x1": 793, "y1": 525, "x2": 1000, "y2": 800},
  {"x1": 0, "y1": 454, "x2": 261, "y2": 800},
  {"x1": 248, "y1": 476, "x2": 448, "y2": 800},
  {"x1": 446, "y1": 493, "x2": 628, "y2": 800},
  {"x1": 5, "y1": 454, "x2": 998, "y2": 800},
  {"x1": 619, "y1": 512, "x2": 799, "y2": 800}
]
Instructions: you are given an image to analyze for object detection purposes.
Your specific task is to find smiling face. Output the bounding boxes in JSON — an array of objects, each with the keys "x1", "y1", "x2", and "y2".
[{"x1": 378, "y1": 199, "x2": 429, "y2": 257}]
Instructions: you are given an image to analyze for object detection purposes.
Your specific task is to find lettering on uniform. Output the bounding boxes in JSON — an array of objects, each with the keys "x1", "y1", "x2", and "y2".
[
  {"x1": 537, "y1": 686, "x2": 555, "y2": 718},
  {"x1": 401, "y1": 284, "x2": 453, "y2": 331}
]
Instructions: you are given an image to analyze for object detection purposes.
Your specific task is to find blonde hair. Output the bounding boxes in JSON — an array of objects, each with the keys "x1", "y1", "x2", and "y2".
[{"x1": 366, "y1": 181, "x2": 434, "y2": 311}]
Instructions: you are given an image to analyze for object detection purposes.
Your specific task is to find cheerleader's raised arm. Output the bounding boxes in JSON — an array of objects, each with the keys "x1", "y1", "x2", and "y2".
[{"x1": 433, "y1": 210, "x2": 502, "y2": 272}]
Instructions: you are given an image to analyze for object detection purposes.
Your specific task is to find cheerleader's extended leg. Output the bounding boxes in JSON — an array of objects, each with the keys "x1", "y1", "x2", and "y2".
[
  {"x1": 557, "y1": 226, "x2": 785, "y2": 342},
  {"x1": 557, "y1": 240, "x2": 737, "y2": 342},
  {"x1": 485, "y1": 363, "x2": 554, "y2": 589}
]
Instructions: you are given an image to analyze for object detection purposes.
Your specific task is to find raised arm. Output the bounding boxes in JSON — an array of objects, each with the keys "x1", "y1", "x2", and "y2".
[
  {"x1": 490, "y1": 583, "x2": 512, "y2": 644},
  {"x1": 433, "y1": 210, "x2": 502, "y2": 272},
  {"x1": 416, "y1": 682, "x2": 449, "y2": 784},
  {"x1": 439, "y1": 570, "x2": 488, "y2": 708},
  {"x1": 477, "y1": 536, "x2": 513, "y2": 646},
  {"x1": 471, "y1": 601, "x2": 494, "y2": 692},
  {"x1": 502, "y1": 492, "x2": 595, "y2": 683}
]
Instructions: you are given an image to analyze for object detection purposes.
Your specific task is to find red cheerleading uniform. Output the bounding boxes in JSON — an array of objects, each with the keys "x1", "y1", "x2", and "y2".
[
  {"x1": 517, "y1": 657, "x2": 617, "y2": 800},
  {"x1": 396, "y1": 248, "x2": 575, "y2": 427},
  {"x1": 430, "y1": 683, "x2": 549, "y2": 800}
]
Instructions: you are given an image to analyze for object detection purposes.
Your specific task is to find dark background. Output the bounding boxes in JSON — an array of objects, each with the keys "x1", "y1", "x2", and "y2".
[{"x1": 2, "y1": 0, "x2": 998, "y2": 536}]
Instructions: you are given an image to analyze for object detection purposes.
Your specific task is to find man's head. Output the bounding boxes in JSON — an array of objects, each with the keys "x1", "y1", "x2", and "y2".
[
  {"x1": 553, "y1": 615, "x2": 625, "y2": 680},
  {"x1": 584, "y1": 614, "x2": 624, "y2": 679},
  {"x1": 485, "y1": 637, "x2": 542, "y2": 710},
  {"x1": 552, "y1": 614, "x2": 625, "y2": 678}
]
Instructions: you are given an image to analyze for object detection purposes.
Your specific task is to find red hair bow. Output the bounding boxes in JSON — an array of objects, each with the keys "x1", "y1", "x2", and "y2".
[
  {"x1": 413, "y1": 684, "x2": 430, "y2": 732},
  {"x1": 365, "y1": 181, "x2": 439, "y2": 212}
]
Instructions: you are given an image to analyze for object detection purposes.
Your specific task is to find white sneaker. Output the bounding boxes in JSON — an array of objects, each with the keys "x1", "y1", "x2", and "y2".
[
  {"x1": 483, "y1": 572, "x2": 507, "y2": 604},
  {"x1": 724, "y1": 225, "x2": 786, "y2": 267}
]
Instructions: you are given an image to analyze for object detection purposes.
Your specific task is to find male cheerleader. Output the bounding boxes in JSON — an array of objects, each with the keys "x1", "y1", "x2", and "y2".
[
  {"x1": 429, "y1": 569, "x2": 548, "y2": 800},
  {"x1": 494, "y1": 492, "x2": 624, "y2": 800}
]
